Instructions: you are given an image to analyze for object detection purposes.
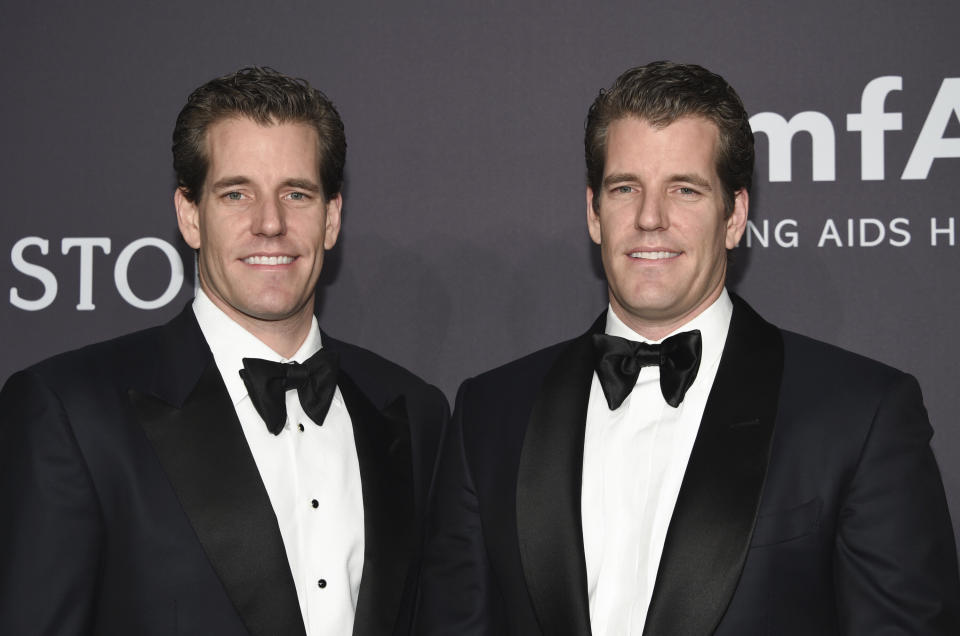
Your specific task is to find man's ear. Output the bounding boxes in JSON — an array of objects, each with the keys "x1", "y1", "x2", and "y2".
[
  {"x1": 725, "y1": 188, "x2": 749, "y2": 249},
  {"x1": 175, "y1": 188, "x2": 201, "y2": 249},
  {"x1": 586, "y1": 187, "x2": 602, "y2": 245},
  {"x1": 323, "y1": 193, "x2": 343, "y2": 250}
]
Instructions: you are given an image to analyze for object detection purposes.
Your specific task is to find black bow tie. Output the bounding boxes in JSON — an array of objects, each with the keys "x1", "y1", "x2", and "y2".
[
  {"x1": 239, "y1": 349, "x2": 339, "y2": 435},
  {"x1": 592, "y1": 330, "x2": 702, "y2": 410}
]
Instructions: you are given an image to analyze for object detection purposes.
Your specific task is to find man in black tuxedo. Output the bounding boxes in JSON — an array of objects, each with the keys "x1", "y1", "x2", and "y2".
[
  {"x1": 417, "y1": 61, "x2": 960, "y2": 635},
  {"x1": 0, "y1": 67, "x2": 447, "y2": 636}
]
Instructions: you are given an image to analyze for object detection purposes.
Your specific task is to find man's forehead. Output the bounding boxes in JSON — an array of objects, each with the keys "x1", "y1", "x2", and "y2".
[
  {"x1": 610, "y1": 113, "x2": 719, "y2": 140},
  {"x1": 604, "y1": 115, "x2": 720, "y2": 171},
  {"x1": 202, "y1": 116, "x2": 320, "y2": 173},
  {"x1": 204, "y1": 115, "x2": 317, "y2": 146}
]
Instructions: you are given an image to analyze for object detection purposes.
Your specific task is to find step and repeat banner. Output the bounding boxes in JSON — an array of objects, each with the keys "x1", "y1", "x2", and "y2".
[{"x1": 3, "y1": 2, "x2": 958, "y2": 543}]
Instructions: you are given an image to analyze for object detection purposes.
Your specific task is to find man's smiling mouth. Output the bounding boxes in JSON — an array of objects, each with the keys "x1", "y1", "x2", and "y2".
[
  {"x1": 243, "y1": 255, "x2": 295, "y2": 265},
  {"x1": 628, "y1": 251, "x2": 680, "y2": 260}
]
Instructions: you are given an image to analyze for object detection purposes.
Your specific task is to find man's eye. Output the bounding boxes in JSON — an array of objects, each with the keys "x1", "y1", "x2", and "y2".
[
  {"x1": 614, "y1": 185, "x2": 633, "y2": 194},
  {"x1": 288, "y1": 192, "x2": 306, "y2": 201},
  {"x1": 225, "y1": 191, "x2": 243, "y2": 200},
  {"x1": 678, "y1": 187, "x2": 699, "y2": 195}
]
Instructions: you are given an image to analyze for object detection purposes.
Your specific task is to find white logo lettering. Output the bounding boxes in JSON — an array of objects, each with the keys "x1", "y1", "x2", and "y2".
[
  {"x1": 750, "y1": 111, "x2": 836, "y2": 182},
  {"x1": 930, "y1": 217, "x2": 956, "y2": 246},
  {"x1": 114, "y1": 238, "x2": 185, "y2": 310},
  {"x1": 846, "y1": 76, "x2": 903, "y2": 180},
  {"x1": 10, "y1": 237, "x2": 57, "y2": 311},
  {"x1": 754, "y1": 75, "x2": 958, "y2": 182},
  {"x1": 817, "y1": 218, "x2": 914, "y2": 247},
  {"x1": 902, "y1": 79, "x2": 960, "y2": 179},
  {"x1": 61, "y1": 238, "x2": 111, "y2": 310},
  {"x1": 8, "y1": 236, "x2": 186, "y2": 311},
  {"x1": 744, "y1": 219, "x2": 798, "y2": 248},
  {"x1": 889, "y1": 218, "x2": 911, "y2": 246}
]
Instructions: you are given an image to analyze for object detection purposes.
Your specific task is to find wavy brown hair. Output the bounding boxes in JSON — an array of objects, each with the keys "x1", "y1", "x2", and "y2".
[
  {"x1": 173, "y1": 66, "x2": 346, "y2": 203},
  {"x1": 585, "y1": 61, "x2": 753, "y2": 216}
]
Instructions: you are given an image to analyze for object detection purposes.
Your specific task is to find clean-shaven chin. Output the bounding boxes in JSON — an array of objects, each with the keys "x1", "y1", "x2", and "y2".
[{"x1": 241, "y1": 254, "x2": 299, "y2": 268}]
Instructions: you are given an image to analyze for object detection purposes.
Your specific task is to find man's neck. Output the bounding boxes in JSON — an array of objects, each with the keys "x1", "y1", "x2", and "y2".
[
  {"x1": 610, "y1": 289, "x2": 725, "y2": 342},
  {"x1": 234, "y1": 314, "x2": 312, "y2": 359},
  {"x1": 200, "y1": 288, "x2": 313, "y2": 359}
]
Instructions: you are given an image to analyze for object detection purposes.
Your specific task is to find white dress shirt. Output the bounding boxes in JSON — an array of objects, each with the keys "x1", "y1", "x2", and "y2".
[
  {"x1": 581, "y1": 289, "x2": 733, "y2": 635},
  {"x1": 193, "y1": 289, "x2": 364, "y2": 636}
]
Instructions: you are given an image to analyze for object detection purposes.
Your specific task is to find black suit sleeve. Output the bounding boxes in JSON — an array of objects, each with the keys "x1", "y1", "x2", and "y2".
[
  {"x1": 0, "y1": 370, "x2": 102, "y2": 635},
  {"x1": 416, "y1": 380, "x2": 499, "y2": 635},
  {"x1": 834, "y1": 373, "x2": 960, "y2": 633}
]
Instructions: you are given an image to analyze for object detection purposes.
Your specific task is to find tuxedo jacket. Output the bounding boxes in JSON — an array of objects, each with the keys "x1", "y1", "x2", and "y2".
[
  {"x1": 0, "y1": 305, "x2": 449, "y2": 636},
  {"x1": 417, "y1": 295, "x2": 960, "y2": 635}
]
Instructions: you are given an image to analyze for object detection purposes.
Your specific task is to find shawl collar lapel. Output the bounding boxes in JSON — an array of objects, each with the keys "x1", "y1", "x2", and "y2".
[
  {"x1": 128, "y1": 306, "x2": 306, "y2": 636},
  {"x1": 643, "y1": 294, "x2": 784, "y2": 635},
  {"x1": 336, "y1": 370, "x2": 415, "y2": 636},
  {"x1": 516, "y1": 314, "x2": 606, "y2": 636}
]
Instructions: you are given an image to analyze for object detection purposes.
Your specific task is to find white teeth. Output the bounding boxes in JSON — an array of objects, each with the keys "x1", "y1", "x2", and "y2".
[
  {"x1": 629, "y1": 251, "x2": 678, "y2": 260},
  {"x1": 243, "y1": 255, "x2": 294, "y2": 265}
]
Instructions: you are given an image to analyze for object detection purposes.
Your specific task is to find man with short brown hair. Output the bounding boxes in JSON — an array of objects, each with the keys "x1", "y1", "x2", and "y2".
[
  {"x1": 418, "y1": 61, "x2": 959, "y2": 635},
  {"x1": 0, "y1": 67, "x2": 447, "y2": 636}
]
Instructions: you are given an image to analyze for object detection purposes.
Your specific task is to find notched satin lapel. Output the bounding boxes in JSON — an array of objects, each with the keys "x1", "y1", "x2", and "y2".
[
  {"x1": 517, "y1": 315, "x2": 605, "y2": 636},
  {"x1": 644, "y1": 297, "x2": 784, "y2": 636},
  {"x1": 338, "y1": 372, "x2": 415, "y2": 636},
  {"x1": 130, "y1": 362, "x2": 306, "y2": 636}
]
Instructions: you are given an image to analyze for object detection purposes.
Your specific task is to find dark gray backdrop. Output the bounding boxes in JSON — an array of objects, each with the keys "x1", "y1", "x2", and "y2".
[{"x1": 3, "y1": 1, "x2": 959, "y2": 546}]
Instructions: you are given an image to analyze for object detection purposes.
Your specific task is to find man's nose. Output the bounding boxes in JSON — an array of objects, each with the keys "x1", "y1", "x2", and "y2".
[
  {"x1": 635, "y1": 193, "x2": 668, "y2": 231},
  {"x1": 251, "y1": 198, "x2": 285, "y2": 236}
]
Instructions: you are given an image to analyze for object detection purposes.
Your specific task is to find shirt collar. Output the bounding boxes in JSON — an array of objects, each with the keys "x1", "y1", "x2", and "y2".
[
  {"x1": 192, "y1": 288, "x2": 324, "y2": 406},
  {"x1": 604, "y1": 288, "x2": 733, "y2": 372}
]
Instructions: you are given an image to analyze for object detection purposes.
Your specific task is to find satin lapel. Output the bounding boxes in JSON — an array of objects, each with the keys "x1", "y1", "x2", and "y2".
[
  {"x1": 337, "y1": 371, "x2": 415, "y2": 636},
  {"x1": 129, "y1": 309, "x2": 306, "y2": 636},
  {"x1": 516, "y1": 315, "x2": 605, "y2": 636},
  {"x1": 643, "y1": 296, "x2": 784, "y2": 636}
]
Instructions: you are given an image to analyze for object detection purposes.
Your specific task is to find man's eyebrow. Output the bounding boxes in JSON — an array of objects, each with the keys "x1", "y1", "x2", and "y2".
[
  {"x1": 601, "y1": 172, "x2": 714, "y2": 190},
  {"x1": 282, "y1": 178, "x2": 322, "y2": 192},
  {"x1": 211, "y1": 176, "x2": 251, "y2": 190},
  {"x1": 209, "y1": 176, "x2": 322, "y2": 193},
  {"x1": 602, "y1": 172, "x2": 639, "y2": 188},
  {"x1": 670, "y1": 173, "x2": 713, "y2": 189}
]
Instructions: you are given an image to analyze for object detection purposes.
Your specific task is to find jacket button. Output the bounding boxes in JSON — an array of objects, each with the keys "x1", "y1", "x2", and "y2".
[{"x1": 318, "y1": 579, "x2": 327, "y2": 589}]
